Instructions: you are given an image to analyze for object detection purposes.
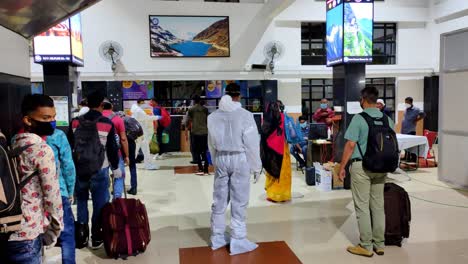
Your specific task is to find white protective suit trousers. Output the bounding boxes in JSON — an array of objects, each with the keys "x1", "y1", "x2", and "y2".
[
  {"x1": 139, "y1": 126, "x2": 159, "y2": 170},
  {"x1": 210, "y1": 152, "x2": 258, "y2": 255}
]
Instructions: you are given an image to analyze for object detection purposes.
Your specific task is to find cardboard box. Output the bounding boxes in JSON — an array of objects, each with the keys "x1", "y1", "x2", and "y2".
[{"x1": 314, "y1": 163, "x2": 332, "y2": 192}]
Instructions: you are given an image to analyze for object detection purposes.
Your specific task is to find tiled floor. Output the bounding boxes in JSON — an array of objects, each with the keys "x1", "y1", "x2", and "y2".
[{"x1": 45, "y1": 153, "x2": 468, "y2": 264}]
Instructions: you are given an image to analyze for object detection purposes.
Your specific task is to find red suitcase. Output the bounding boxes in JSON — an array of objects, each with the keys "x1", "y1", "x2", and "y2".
[{"x1": 101, "y1": 196, "x2": 151, "y2": 259}]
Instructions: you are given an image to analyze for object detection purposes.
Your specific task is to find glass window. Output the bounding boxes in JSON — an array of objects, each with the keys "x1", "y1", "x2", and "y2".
[
  {"x1": 301, "y1": 23, "x2": 326, "y2": 65},
  {"x1": 366, "y1": 78, "x2": 396, "y2": 119},
  {"x1": 301, "y1": 22, "x2": 396, "y2": 65},
  {"x1": 371, "y1": 23, "x2": 397, "y2": 65}
]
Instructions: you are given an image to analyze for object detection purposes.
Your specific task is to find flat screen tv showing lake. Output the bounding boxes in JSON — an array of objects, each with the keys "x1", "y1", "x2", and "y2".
[{"x1": 149, "y1": 15, "x2": 230, "y2": 58}]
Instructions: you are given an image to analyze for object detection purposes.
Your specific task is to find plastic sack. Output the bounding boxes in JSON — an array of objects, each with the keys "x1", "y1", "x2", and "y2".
[
  {"x1": 149, "y1": 133, "x2": 160, "y2": 154},
  {"x1": 162, "y1": 132, "x2": 170, "y2": 144}
]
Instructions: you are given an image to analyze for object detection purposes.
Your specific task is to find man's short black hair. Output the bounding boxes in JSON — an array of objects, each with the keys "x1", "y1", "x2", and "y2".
[
  {"x1": 87, "y1": 92, "x2": 105, "y2": 109},
  {"x1": 405, "y1": 97, "x2": 414, "y2": 103},
  {"x1": 21, "y1": 94, "x2": 55, "y2": 117},
  {"x1": 192, "y1": 95, "x2": 201, "y2": 104},
  {"x1": 103, "y1": 102, "x2": 113, "y2": 110},
  {"x1": 79, "y1": 98, "x2": 88, "y2": 107},
  {"x1": 150, "y1": 98, "x2": 158, "y2": 103},
  {"x1": 299, "y1": 115, "x2": 308, "y2": 122},
  {"x1": 225, "y1": 83, "x2": 241, "y2": 97},
  {"x1": 137, "y1": 99, "x2": 145, "y2": 104},
  {"x1": 361, "y1": 86, "x2": 379, "y2": 104}
]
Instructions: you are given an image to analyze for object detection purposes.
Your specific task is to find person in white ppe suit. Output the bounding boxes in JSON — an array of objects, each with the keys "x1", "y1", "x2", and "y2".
[
  {"x1": 208, "y1": 83, "x2": 262, "y2": 255},
  {"x1": 131, "y1": 100, "x2": 161, "y2": 170}
]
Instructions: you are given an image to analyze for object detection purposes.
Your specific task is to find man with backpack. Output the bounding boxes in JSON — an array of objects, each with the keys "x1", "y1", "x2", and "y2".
[
  {"x1": 117, "y1": 111, "x2": 143, "y2": 195},
  {"x1": 188, "y1": 95, "x2": 209, "y2": 175},
  {"x1": 68, "y1": 92, "x2": 121, "y2": 250},
  {"x1": 0, "y1": 94, "x2": 63, "y2": 264},
  {"x1": 102, "y1": 99, "x2": 129, "y2": 199},
  {"x1": 150, "y1": 98, "x2": 171, "y2": 160},
  {"x1": 339, "y1": 86, "x2": 398, "y2": 258}
]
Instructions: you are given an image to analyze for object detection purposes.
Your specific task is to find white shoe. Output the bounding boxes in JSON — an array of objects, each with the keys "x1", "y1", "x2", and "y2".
[
  {"x1": 153, "y1": 154, "x2": 165, "y2": 160},
  {"x1": 211, "y1": 233, "x2": 230, "y2": 251},
  {"x1": 230, "y1": 238, "x2": 258, "y2": 255},
  {"x1": 145, "y1": 164, "x2": 160, "y2": 170}
]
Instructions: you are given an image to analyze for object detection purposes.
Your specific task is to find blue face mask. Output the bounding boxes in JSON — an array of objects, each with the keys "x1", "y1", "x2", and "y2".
[
  {"x1": 300, "y1": 122, "x2": 308, "y2": 129},
  {"x1": 320, "y1": 103, "x2": 328, "y2": 109}
]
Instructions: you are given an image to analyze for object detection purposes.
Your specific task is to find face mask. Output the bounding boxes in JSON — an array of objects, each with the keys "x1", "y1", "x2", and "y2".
[
  {"x1": 300, "y1": 122, "x2": 308, "y2": 129},
  {"x1": 320, "y1": 104, "x2": 328, "y2": 109},
  {"x1": 405, "y1": 103, "x2": 412, "y2": 109},
  {"x1": 29, "y1": 119, "x2": 56, "y2": 136}
]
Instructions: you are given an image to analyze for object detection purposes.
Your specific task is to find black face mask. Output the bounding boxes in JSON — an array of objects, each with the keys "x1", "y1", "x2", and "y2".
[{"x1": 29, "y1": 119, "x2": 56, "y2": 136}]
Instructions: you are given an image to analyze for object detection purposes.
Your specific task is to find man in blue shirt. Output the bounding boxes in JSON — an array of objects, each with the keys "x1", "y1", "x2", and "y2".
[
  {"x1": 402, "y1": 97, "x2": 425, "y2": 162},
  {"x1": 290, "y1": 116, "x2": 310, "y2": 169},
  {"x1": 402, "y1": 97, "x2": 425, "y2": 135}
]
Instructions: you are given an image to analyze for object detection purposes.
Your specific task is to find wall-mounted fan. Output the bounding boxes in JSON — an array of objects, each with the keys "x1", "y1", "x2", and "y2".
[
  {"x1": 263, "y1": 41, "x2": 285, "y2": 74},
  {"x1": 99, "y1": 41, "x2": 123, "y2": 71}
]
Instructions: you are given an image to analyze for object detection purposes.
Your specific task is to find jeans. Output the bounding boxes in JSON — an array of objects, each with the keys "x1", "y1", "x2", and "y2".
[
  {"x1": 350, "y1": 161, "x2": 387, "y2": 251},
  {"x1": 59, "y1": 196, "x2": 76, "y2": 264},
  {"x1": 128, "y1": 138, "x2": 138, "y2": 189},
  {"x1": 290, "y1": 141, "x2": 307, "y2": 167},
  {"x1": 76, "y1": 168, "x2": 110, "y2": 242},
  {"x1": 113, "y1": 158, "x2": 126, "y2": 199},
  {"x1": 193, "y1": 134, "x2": 209, "y2": 173},
  {"x1": 0, "y1": 236, "x2": 42, "y2": 264}
]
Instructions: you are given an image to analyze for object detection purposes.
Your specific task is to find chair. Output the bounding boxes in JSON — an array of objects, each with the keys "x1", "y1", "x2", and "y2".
[{"x1": 423, "y1": 129, "x2": 438, "y2": 167}]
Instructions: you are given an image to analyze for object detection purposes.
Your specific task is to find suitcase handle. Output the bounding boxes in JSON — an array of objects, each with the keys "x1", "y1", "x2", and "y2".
[{"x1": 118, "y1": 199, "x2": 133, "y2": 256}]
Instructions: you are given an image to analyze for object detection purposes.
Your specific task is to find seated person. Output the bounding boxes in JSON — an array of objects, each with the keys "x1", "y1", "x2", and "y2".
[
  {"x1": 312, "y1": 98, "x2": 335, "y2": 126},
  {"x1": 290, "y1": 116, "x2": 310, "y2": 169}
]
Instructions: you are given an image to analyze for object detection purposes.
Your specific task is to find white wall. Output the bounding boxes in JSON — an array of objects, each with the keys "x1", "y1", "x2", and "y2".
[
  {"x1": 31, "y1": 0, "x2": 468, "y2": 114},
  {"x1": 32, "y1": 0, "x2": 294, "y2": 81},
  {"x1": 0, "y1": 26, "x2": 30, "y2": 78}
]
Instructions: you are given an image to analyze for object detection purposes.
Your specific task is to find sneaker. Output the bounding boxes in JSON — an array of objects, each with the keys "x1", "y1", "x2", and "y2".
[
  {"x1": 195, "y1": 171, "x2": 205, "y2": 176},
  {"x1": 347, "y1": 245, "x2": 374, "y2": 258},
  {"x1": 90, "y1": 240, "x2": 104, "y2": 250},
  {"x1": 373, "y1": 247, "x2": 385, "y2": 256},
  {"x1": 127, "y1": 187, "x2": 137, "y2": 195}
]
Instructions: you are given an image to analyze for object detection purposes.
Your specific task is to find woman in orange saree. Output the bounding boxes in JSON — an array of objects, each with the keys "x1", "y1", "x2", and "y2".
[{"x1": 261, "y1": 101, "x2": 292, "y2": 202}]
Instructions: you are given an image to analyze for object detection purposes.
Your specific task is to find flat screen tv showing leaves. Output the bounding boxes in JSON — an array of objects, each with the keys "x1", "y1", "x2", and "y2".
[{"x1": 149, "y1": 15, "x2": 230, "y2": 58}]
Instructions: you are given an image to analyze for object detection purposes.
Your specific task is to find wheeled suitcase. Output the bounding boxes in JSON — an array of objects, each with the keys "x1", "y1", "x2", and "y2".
[
  {"x1": 305, "y1": 167, "x2": 316, "y2": 186},
  {"x1": 384, "y1": 183, "x2": 411, "y2": 247},
  {"x1": 101, "y1": 195, "x2": 151, "y2": 259}
]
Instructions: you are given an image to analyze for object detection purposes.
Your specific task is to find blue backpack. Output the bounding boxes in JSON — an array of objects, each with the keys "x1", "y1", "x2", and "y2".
[{"x1": 284, "y1": 114, "x2": 303, "y2": 144}]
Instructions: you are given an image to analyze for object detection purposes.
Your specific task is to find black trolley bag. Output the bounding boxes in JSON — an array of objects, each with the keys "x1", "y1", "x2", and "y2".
[{"x1": 384, "y1": 183, "x2": 412, "y2": 247}]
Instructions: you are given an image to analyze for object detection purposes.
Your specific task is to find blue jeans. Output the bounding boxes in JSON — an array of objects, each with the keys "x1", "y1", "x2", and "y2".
[
  {"x1": 290, "y1": 141, "x2": 308, "y2": 167},
  {"x1": 76, "y1": 168, "x2": 110, "y2": 242},
  {"x1": 2, "y1": 236, "x2": 42, "y2": 264},
  {"x1": 128, "y1": 138, "x2": 138, "y2": 189},
  {"x1": 113, "y1": 158, "x2": 126, "y2": 199},
  {"x1": 59, "y1": 196, "x2": 76, "y2": 264}
]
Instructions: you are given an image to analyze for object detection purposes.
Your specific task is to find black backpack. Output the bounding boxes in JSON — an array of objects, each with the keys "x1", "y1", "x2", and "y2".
[
  {"x1": 123, "y1": 116, "x2": 144, "y2": 141},
  {"x1": 73, "y1": 116, "x2": 106, "y2": 181},
  {"x1": 357, "y1": 112, "x2": 399, "y2": 173},
  {"x1": 0, "y1": 133, "x2": 38, "y2": 241}
]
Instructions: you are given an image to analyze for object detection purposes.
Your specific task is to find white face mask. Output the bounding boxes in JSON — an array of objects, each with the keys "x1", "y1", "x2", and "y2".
[{"x1": 405, "y1": 103, "x2": 412, "y2": 109}]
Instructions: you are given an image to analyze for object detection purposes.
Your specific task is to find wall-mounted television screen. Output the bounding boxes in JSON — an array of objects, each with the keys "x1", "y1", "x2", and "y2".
[
  {"x1": 326, "y1": 0, "x2": 374, "y2": 66},
  {"x1": 326, "y1": 2, "x2": 344, "y2": 66},
  {"x1": 149, "y1": 15, "x2": 230, "y2": 58},
  {"x1": 33, "y1": 14, "x2": 84, "y2": 66}
]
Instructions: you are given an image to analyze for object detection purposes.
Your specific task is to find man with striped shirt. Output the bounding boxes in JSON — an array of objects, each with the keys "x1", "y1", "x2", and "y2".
[{"x1": 68, "y1": 92, "x2": 121, "y2": 249}]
